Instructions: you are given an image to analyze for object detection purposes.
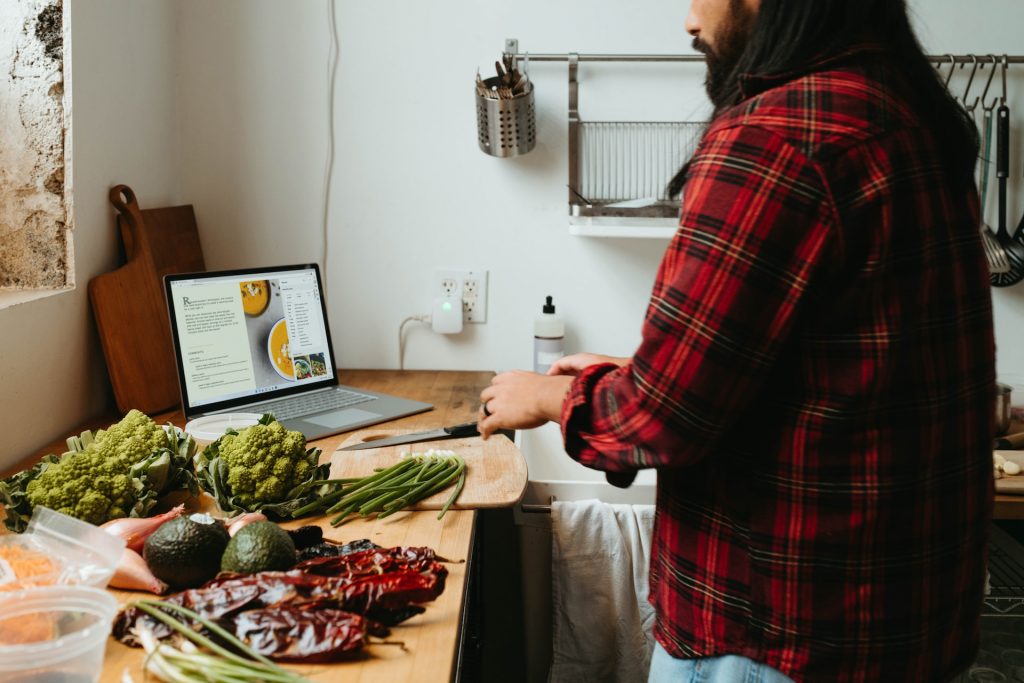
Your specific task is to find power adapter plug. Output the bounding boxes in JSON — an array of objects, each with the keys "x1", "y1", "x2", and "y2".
[{"x1": 432, "y1": 295, "x2": 464, "y2": 334}]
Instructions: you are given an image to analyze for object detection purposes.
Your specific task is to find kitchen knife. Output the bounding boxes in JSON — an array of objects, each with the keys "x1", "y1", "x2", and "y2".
[{"x1": 339, "y1": 422, "x2": 480, "y2": 451}]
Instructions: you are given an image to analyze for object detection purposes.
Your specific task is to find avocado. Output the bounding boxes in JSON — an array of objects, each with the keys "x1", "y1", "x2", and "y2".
[
  {"x1": 143, "y1": 514, "x2": 230, "y2": 588},
  {"x1": 221, "y1": 521, "x2": 296, "y2": 574}
]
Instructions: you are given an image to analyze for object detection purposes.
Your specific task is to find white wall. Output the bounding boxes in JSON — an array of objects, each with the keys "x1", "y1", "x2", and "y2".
[
  {"x1": 174, "y1": 1, "x2": 331, "y2": 274},
  {"x1": 6, "y1": 0, "x2": 1024, "y2": 469},
  {"x1": 0, "y1": 0, "x2": 180, "y2": 469},
  {"x1": 169, "y1": 0, "x2": 1024, "y2": 484},
  {"x1": 177, "y1": 1, "x2": 692, "y2": 377},
  {"x1": 910, "y1": 0, "x2": 1024, "y2": 383},
  {"x1": 175, "y1": 0, "x2": 1024, "y2": 379}
]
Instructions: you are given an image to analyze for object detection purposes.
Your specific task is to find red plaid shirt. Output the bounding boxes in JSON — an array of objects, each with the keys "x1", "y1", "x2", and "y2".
[{"x1": 562, "y1": 46, "x2": 994, "y2": 683}]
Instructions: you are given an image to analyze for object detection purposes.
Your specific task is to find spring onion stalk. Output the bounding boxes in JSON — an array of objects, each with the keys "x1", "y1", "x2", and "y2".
[
  {"x1": 135, "y1": 626, "x2": 307, "y2": 683},
  {"x1": 438, "y1": 466, "x2": 467, "y2": 519},
  {"x1": 293, "y1": 451, "x2": 466, "y2": 524},
  {"x1": 130, "y1": 600, "x2": 311, "y2": 683}
]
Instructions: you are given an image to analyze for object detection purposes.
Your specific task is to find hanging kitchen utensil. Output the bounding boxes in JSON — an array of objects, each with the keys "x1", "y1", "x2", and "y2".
[
  {"x1": 990, "y1": 102, "x2": 1024, "y2": 286},
  {"x1": 980, "y1": 98, "x2": 1011, "y2": 273},
  {"x1": 476, "y1": 51, "x2": 536, "y2": 158}
]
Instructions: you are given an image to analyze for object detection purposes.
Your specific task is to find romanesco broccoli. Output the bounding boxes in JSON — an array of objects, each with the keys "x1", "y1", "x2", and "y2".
[
  {"x1": 5, "y1": 410, "x2": 195, "y2": 531},
  {"x1": 193, "y1": 414, "x2": 329, "y2": 519},
  {"x1": 214, "y1": 420, "x2": 309, "y2": 505}
]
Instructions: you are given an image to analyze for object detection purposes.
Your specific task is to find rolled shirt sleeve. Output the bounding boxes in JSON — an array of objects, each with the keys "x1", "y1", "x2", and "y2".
[{"x1": 561, "y1": 123, "x2": 835, "y2": 473}]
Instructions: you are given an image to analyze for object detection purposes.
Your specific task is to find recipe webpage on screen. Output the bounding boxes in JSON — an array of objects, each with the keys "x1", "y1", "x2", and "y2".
[
  {"x1": 170, "y1": 270, "x2": 335, "y2": 408},
  {"x1": 171, "y1": 281, "x2": 256, "y2": 405}
]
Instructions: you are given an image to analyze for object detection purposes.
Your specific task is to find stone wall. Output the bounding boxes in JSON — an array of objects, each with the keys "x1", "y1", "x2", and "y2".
[{"x1": 0, "y1": 0, "x2": 68, "y2": 289}]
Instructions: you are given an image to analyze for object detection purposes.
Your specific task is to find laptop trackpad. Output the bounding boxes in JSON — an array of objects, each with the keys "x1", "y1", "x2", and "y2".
[{"x1": 305, "y1": 408, "x2": 382, "y2": 429}]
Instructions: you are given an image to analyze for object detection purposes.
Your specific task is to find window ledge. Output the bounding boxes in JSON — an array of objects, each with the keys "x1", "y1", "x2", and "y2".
[{"x1": 0, "y1": 286, "x2": 74, "y2": 311}]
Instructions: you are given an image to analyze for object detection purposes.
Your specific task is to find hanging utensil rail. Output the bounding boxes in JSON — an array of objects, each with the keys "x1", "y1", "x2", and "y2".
[{"x1": 500, "y1": 39, "x2": 1024, "y2": 225}]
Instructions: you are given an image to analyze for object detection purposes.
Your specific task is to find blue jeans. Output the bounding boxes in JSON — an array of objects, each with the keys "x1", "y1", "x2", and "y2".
[{"x1": 648, "y1": 642, "x2": 795, "y2": 683}]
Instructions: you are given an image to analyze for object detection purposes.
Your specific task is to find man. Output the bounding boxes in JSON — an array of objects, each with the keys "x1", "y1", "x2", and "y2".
[{"x1": 478, "y1": 1, "x2": 994, "y2": 681}]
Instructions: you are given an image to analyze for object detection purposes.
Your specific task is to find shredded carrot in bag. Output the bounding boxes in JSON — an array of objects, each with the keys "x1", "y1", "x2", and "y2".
[
  {"x1": 0, "y1": 545, "x2": 61, "y2": 644},
  {"x1": 0, "y1": 544, "x2": 59, "y2": 591}
]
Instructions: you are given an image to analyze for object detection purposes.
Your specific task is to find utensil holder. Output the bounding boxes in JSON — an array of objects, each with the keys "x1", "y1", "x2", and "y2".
[{"x1": 476, "y1": 77, "x2": 536, "y2": 158}]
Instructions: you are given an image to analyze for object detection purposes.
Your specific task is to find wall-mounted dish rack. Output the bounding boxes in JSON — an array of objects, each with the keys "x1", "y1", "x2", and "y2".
[{"x1": 502, "y1": 39, "x2": 1024, "y2": 239}]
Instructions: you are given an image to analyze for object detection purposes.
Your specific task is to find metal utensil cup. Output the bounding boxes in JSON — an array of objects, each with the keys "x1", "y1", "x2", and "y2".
[
  {"x1": 997, "y1": 382, "x2": 1013, "y2": 436},
  {"x1": 476, "y1": 76, "x2": 536, "y2": 158}
]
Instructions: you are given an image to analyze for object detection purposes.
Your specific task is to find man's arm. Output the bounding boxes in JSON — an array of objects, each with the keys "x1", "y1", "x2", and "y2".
[{"x1": 563, "y1": 123, "x2": 836, "y2": 473}]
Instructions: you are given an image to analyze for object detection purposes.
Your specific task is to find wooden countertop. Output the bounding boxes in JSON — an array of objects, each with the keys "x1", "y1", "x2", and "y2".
[
  {"x1": 994, "y1": 422, "x2": 1024, "y2": 520},
  {"x1": 3, "y1": 370, "x2": 494, "y2": 480},
  {"x1": 104, "y1": 508, "x2": 477, "y2": 683},
  {"x1": 5, "y1": 370, "x2": 494, "y2": 683}
]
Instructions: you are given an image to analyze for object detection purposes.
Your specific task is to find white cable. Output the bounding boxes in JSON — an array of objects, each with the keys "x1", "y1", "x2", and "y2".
[
  {"x1": 321, "y1": 0, "x2": 340, "y2": 293},
  {"x1": 398, "y1": 315, "x2": 430, "y2": 370}
]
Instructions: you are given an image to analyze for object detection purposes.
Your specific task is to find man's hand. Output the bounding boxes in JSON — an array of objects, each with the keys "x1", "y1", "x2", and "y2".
[
  {"x1": 547, "y1": 353, "x2": 630, "y2": 376},
  {"x1": 478, "y1": 371, "x2": 574, "y2": 439}
]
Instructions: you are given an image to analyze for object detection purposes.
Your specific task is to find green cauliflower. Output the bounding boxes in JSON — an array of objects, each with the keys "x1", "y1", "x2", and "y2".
[
  {"x1": 0, "y1": 410, "x2": 197, "y2": 532},
  {"x1": 217, "y1": 420, "x2": 305, "y2": 503},
  {"x1": 194, "y1": 414, "x2": 331, "y2": 519},
  {"x1": 88, "y1": 409, "x2": 173, "y2": 464}
]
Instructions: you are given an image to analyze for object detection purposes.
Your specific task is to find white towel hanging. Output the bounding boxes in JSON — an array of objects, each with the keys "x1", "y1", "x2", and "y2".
[{"x1": 549, "y1": 499, "x2": 657, "y2": 683}]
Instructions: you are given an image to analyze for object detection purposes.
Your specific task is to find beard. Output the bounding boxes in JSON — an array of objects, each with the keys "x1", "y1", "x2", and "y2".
[{"x1": 692, "y1": 0, "x2": 758, "y2": 109}]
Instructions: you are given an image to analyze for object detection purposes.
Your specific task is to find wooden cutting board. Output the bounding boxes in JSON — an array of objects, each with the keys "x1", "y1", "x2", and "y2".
[
  {"x1": 331, "y1": 429, "x2": 528, "y2": 509},
  {"x1": 88, "y1": 185, "x2": 205, "y2": 415},
  {"x1": 996, "y1": 450, "x2": 1024, "y2": 494}
]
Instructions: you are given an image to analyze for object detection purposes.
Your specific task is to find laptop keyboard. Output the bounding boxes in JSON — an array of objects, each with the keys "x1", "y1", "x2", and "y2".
[{"x1": 245, "y1": 388, "x2": 375, "y2": 421}]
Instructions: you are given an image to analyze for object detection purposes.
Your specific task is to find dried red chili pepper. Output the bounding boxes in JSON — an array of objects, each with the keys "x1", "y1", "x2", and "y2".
[
  {"x1": 294, "y1": 545, "x2": 445, "y2": 578},
  {"x1": 113, "y1": 544, "x2": 449, "y2": 662},
  {"x1": 337, "y1": 570, "x2": 445, "y2": 625},
  {"x1": 234, "y1": 602, "x2": 379, "y2": 662}
]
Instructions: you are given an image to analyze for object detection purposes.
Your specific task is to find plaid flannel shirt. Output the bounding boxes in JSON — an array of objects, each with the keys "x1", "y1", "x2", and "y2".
[{"x1": 561, "y1": 46, "x2": 995, "y2": 682}]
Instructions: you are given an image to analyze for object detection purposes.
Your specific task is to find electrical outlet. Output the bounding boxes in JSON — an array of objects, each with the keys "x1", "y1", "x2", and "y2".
[
  {"x1": 434, "y1": 269, "x2": 488, "y2": 323},
  {"x1": 440, "y1": 277, "x2": 459, "y2": 296},
  {"x1": 462, "y1": 270, "x2": 488, "y2": 323}
]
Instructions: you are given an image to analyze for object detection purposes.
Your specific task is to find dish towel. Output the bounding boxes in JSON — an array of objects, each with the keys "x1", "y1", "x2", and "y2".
[{"x1": 549, "y1": 499, "x2": 657, "y2": 683}]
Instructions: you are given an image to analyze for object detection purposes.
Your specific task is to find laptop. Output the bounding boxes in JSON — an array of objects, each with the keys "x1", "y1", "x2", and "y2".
[{"x1": 164, "y1": 263, "x2": 432, "y2": 439}]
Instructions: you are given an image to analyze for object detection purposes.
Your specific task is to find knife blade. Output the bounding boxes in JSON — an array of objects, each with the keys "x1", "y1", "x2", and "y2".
[{"x1": 338, "y1": 422, "x2": 480, "y2": 451}]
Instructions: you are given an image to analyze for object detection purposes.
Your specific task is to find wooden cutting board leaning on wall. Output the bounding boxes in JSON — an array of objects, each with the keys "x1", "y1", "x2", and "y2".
[{"x1": 88, "y1": 185, "x2": 205, "y2": 415}]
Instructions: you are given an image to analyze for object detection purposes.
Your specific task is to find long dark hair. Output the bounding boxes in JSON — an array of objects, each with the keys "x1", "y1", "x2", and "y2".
[{"x1": 667, "y1": 0, "x2": 979, "y2": 198}]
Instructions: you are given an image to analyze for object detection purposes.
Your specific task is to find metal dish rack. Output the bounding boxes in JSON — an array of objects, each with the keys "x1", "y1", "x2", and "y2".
[
  {"x1": 501, "y1": 41, "x2": 1024, "y2": 232},
  {"x1": 504, "y1": 39, "x2": 706, "y2": 223}
]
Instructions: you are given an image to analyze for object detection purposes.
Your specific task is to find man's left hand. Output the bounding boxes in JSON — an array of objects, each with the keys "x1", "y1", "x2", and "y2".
[{"x1": 478, "y1": 371, "x2": 574, "y2": 439}]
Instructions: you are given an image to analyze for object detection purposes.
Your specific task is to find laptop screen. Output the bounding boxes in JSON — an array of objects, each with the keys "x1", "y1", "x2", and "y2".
[{"x1": 165, "y1": 264, "x2": 338, "y2": 413}]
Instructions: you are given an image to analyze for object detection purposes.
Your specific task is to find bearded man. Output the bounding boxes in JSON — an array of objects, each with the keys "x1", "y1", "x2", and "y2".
[{"x1": 479, "y1": 1, "x2": 994, "y2": 681}]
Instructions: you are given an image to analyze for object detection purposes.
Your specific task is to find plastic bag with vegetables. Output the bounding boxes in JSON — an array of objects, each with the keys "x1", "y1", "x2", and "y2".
[
  {"x1": 0, "y1": 410, "x2": 198, "y2": 533},
  {"x1": 193, "y1": 414, "x2": 339, "y2": 519}
]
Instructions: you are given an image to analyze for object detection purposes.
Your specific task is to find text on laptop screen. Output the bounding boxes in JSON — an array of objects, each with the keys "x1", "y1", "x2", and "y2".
[{"x1": 168, "y1": 268, "x2": 336, "y2": 409}]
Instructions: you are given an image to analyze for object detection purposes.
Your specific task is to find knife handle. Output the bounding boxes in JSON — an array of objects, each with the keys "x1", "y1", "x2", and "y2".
[{"x1": 444, "y1": 422, "x2": 480, "y2": 437}]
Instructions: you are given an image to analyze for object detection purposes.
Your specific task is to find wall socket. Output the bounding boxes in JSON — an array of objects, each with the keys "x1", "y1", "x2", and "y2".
[{"x1": 435, "y1": 269, "x2": 488, "y2": 323}]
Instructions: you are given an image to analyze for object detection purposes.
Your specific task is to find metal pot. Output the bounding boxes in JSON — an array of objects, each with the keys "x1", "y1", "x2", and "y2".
[{"x1": 997, "y1": 382, "x2": 1013, "y2": 436}]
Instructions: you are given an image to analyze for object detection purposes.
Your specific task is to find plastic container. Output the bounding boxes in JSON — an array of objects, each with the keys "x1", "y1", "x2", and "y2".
[
  {"x1": 533, "y1": 296, "x2": 564, "y2": 374},
  {"x1": 0, "y1": 585, "x2": 118, "y2": 682},
  {"x1": 0, "y1": 507, "x2": 125, "y2": 592},
  {"x1": 184, "y1": 413, "x2": 262, "y2": 449}
]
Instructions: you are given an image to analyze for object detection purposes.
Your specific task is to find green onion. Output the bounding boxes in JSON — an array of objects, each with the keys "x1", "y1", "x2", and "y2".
[
  {"x1": 130, "y1": 600, "x2": 311, "y2": 683},
  {"x1": 293, "y1": 452, "x2": 466, "y2": 524},
  {"x1": 438, "y1": 466, "x2": 467, "y2": 519}
]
